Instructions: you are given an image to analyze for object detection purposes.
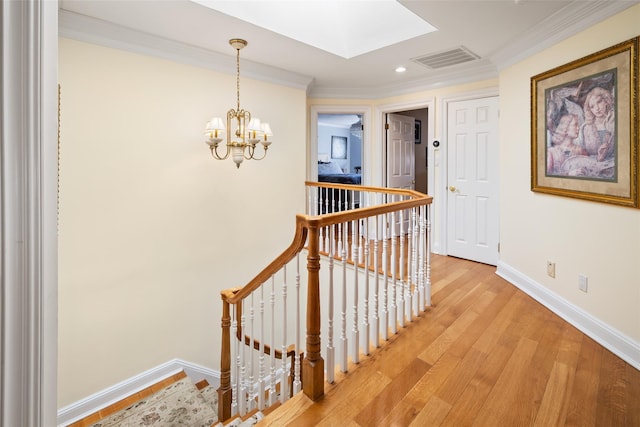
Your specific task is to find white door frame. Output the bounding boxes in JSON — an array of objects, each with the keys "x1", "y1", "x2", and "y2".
[
  {"x1": 375, "y1": 99, "x2": 435, "y2": 243},
  {"x1": 309, "y1": 105, "x2": 372, "y2": 183},
  {"x1": 438, "y1": 88, "x2": 499, "y2": 257}
]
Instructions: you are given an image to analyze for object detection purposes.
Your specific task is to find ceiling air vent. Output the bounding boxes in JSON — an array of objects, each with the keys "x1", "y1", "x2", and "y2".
[{"x1": 412, "y1": 46, "x2": 479, "y2": 69}]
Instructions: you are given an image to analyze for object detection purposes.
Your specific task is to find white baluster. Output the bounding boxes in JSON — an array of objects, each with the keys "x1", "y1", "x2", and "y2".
[
  {"x1": 389, "y1": 207, "x2": 397, "y2": 335},
  {"x1": 231, "y1": 306, "x2": 238, "y2": 416},
  {"x1": 417, "y1": 205, "x2": 425, "y2": 312},
  {"x1": 326, "y1": 224, "x2": 335, "y2": 383},
  {"x1": 362, "y1": 217, "x2": 370, "y2": 356},
  {"x1": 381, "y1": 212, "x2": 389, "y2": 342},
  {"x1": 411, "y1": 207, "x2": 419, "y2": 317},
  {"x1": 269, "y1": 277, "x2": 277, "y2": 405},
  {"x1": 293, "y1": 254, "x2": 302, "y2": 394},
  {"x1": 239, "y1": 299, "x2": 247, "y2": 415},
  {"x1": 340, "y1": 220, "x2": 348, "y2": 372},
  {"x1": 425, "y1": 205, "x2": 432, "y2": 307},
  {"x1": 248, "y1": 292, "x2": 255, "y2": 411},
  {"x1": 398, "y1": 202, "x2": 405, "y2": 328},
  {"x1": 372, "y1": 213, "x2": 380, "y2": 349},
  {"x1": 280, "y1": 266, "x2": 288, "y2": 403},
  {"x1": 258, "y1": 285, "x2": 265, "y2": 410},
  {"x1": 351, "y1": 219, "x2": 360, "y2": 364}
]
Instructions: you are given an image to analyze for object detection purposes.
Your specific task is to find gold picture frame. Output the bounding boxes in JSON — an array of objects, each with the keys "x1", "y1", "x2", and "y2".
[{"x1": 531, "y1": 36, "x2": 639, "y2": 207}]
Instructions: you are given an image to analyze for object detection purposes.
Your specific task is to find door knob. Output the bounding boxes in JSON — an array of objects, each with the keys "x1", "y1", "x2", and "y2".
[{"x1": 449, "y1": 186, "x2": 457, "y2": 192}]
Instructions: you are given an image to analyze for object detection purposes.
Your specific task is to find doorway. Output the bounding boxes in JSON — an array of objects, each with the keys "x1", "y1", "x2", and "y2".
[
  {"x1": 317, "y1": 114, "x2": 363, "y2": 175},
  {"x1": 386, "y1": 108, "x2": 429, "y2": 194},
  {"x1": 309, "y1": 105, "x2": 371, "y2": 184}
]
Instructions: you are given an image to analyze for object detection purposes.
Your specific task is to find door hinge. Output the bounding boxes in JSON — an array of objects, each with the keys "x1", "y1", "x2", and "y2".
[{"x1": 385, "y1": 123, "x2": 390, "y2": 130}]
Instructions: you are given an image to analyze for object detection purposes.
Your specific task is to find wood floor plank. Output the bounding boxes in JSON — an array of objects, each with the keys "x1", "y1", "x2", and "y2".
[
  {"x1": 596, "y1": 349, "x2": 628, "y2": 425},
  {"x1": 534, "y1": 361, "x2": 572, "y2": 427},
  {"x1": 353, "y1": 358, "x2": 431, "y2": 426},
  {"x1": 419, "y1": 305, "x2": 480, "y2": 365},
  {"x1": 439, "y1": 344, "x2": 516, "y2": 427},
  {"x1": 565, "y1": 336, "x2": 602, "y2": 426},
  {"x1": 624, "y1": 363, "x2": 640, "y2": 427},
  {"x1": 408, "y1": 395, "x2": 452, "y2": 427},
  {"x1": 376, "y1": 352, "x2": 461, "y2": 426},
  {"x1": 434, "y1": 347, "x2": 487, "y2": 406},
  {"x1": 471, "y1": 337, "x2": 539, "y2": 426}
]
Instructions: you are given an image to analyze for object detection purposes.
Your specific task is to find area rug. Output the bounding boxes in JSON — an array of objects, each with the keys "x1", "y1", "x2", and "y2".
[{"x1": 90, "y1": 376, "x2": 217, "y2": 427}]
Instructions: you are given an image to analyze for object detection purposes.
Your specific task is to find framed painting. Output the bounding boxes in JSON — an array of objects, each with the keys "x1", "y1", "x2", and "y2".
[
  {"x1": 531, "y1": 36, "x2": 639, "y2": 207},
  {"x1": 331, "y1": 135, "x2": 347, "y2": 159}
]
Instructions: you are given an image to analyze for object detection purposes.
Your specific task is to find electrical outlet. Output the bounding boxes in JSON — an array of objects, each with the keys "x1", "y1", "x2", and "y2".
[
  {"x1": 579, "y1": 274, "x2": 588, "y2": 292},
  {"x1": 547, "y1": 261, "x2": 556, "y2": 278}
]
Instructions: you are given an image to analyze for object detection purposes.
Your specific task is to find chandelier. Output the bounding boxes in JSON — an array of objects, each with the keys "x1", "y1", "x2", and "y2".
[{"x1": 204, "y1": 39, "x2": 272, "y2": 168}]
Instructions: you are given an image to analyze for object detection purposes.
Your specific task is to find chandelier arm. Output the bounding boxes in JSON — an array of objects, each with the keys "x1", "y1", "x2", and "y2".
[
  {"x1": 210, "y1": 144, "x2": 231, "y2": 161},
  {"x1": 247, "y1": 146, "x2": 269, "y2": 161},
  {"x1": 243, "y1": 144, "x2": 256, "y2": 160}
]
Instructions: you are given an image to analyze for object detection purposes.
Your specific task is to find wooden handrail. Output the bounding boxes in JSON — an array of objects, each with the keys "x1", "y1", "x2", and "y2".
[{"x1": 221, "y1": 190, "x2": 431, "y2": 304}]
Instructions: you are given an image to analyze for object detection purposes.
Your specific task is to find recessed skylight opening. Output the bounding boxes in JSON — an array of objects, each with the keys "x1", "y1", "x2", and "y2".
[{"x1": 191, "y1": 0, "x2": 437, "y2": 59}]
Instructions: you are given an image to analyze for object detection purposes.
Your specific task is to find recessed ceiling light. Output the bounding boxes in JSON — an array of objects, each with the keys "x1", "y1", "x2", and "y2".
[
  {"x1": 395, "y1": 66, "x2": 407, "y2": 73},
  {"x1": 192, "y1": 0, "x2": 437, "y2": 59}
]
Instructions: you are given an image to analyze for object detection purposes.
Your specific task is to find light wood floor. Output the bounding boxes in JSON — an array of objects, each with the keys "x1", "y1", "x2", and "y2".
[{"x1": 260, "y1": 255, "x2": 640, "y2": 426}]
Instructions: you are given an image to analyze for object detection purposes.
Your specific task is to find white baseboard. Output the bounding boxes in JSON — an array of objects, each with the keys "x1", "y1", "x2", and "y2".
[
  {"x1": 497, "y1": 261, "x2": 640, "y2": 371},
  {"x1": 57, "y1": 359, "x2": 220, "y2": 426}
]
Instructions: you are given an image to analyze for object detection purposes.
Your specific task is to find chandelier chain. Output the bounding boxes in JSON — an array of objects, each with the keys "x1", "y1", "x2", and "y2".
[{"x1": 236, "y1": 46, "x2": 241, "y2": 112}]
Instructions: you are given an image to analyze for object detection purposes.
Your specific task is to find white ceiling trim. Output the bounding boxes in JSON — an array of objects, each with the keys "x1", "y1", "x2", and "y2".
[
  {"x1": 58, "y1": 10, "x2": 314, "y2": 91},
  {"x1": 491, "y1": 0, "x2": 639, "y2": 70},
  {"x1": 309, "y1": 60, "x2": 498, "y2": 99}
]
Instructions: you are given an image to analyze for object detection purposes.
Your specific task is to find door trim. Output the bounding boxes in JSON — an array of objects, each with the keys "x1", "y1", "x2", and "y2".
[
  {"x1": 376, "y1": 99, "x2": 435, "y2": 242},
  {"x1": 438, "y1": 88, "x2": 499, "y2": 257}
]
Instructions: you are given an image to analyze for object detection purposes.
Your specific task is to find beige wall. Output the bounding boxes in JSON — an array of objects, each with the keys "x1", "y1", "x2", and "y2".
[
  {"x1": 499, "y1": 5, "x2": 640, "y2": 342},
  {"x1": 58, "y1": 38, "x2": 306, "y2": 406}
]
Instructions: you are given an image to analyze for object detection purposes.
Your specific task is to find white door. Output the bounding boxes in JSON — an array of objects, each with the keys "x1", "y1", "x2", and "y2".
[
  {"x1": 386, "y1": 113, "x2": 415, "y2": 234},
  {"x1": 446, "y1": 97, "x2": 499, "y2": 265},
  {"x1": 386, "y1": 113, "x2": 415, "y2": 190}
]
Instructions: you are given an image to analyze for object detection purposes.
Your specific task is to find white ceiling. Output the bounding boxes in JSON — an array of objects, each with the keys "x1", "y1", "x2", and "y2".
[{"x1": 58, "y1": 0, "x2": 638, "y2": 98}]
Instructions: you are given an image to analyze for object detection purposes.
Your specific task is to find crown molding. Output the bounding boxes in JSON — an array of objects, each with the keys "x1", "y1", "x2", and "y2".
[
  {"x1": 58, "y1": 9, "x2": 314, "y2": 91},
  {"x1": 308, "y1": 60, "x2": 498, "y2": 99},
  {"x1": 491, "y1": 0, "x2": 640, "y2": 70}
]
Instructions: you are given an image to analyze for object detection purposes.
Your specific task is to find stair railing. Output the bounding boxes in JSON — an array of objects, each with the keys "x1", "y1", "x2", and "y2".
[{"x1": 217, "y1": 182, "x2": 432, "y2": 422}]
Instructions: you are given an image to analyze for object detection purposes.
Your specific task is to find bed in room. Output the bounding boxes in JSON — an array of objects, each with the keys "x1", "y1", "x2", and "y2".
[
  {"x1": 317, "y1": 161, "x2": 361, "y2": 185},
  {"x1": 316, "y1": 160, "x2": 361, "y2": 212}
]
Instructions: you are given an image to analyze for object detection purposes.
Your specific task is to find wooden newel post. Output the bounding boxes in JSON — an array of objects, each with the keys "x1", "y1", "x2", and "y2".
[
  {"x1": 303, "y1": 224, "x2": 324, "y2": 401},
  {"x1": 218, "y1": 300, "x2": 232, "y2": 421}
]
